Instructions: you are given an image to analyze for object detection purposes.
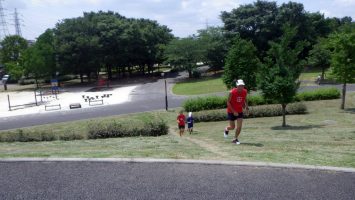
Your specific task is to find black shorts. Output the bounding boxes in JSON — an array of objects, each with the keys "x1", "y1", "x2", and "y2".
[
  {"x1": 227, "y1": 112, "x2": 244, "y2": 121},
  {"x1": 178, "y1": 125, "x2": 185, "y2": 129}
]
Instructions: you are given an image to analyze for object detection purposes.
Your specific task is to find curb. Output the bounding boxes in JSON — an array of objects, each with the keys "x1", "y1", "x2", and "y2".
[{"x1": 1, "y1": 158, "x2": 354, "y2": 173}]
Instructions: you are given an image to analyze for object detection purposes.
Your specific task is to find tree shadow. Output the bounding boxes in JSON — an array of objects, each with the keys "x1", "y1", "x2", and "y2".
[
  {"x1": 271, "y1": 125, "x2": 325, "y2": 130},
  {"x1": 241, "y1": 143, "x2": 264, "y2": 147},
  {"x1": 344, "y1": 108, "x2": 355, "y2": 114}
]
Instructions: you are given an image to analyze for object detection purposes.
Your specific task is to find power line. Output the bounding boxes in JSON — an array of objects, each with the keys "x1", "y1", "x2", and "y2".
[
  {"x1": 0, "y1": 0, "x2": 9, "y2": 40},
  {"x1": 14, "y1": 8, "x2": 22, "y2": 36}
]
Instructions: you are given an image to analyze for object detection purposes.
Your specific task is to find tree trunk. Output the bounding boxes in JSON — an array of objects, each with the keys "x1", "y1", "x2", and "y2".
[
  {"x1": 282, "y1": 104, "x2": 287, "y2": 127},
  {"x1": 321, "y1": 67, "x2": 325, "y2": 81},
  {"x1": 341, "y1": 82, "x2": 346, "y2": 110},
  {"x1": 87, "y1": 72, "x2": 91, "y2": 83},
  {"x1": 80, "y1": 73, "x2": 84, "y2": 83},
  {"x1": 188, "y1": 70, "x2": 192, "y2": 78},
  {"x1": 107, "y1": 66, "x2": 112, "y2": 80},
  {"x1": 35, "y1": 78, "x2": 39, "y2": 89}
]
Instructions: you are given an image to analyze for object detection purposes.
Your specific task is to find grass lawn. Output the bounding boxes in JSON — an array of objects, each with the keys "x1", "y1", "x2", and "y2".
[
  {"x1": 0, "y1": 93, "x2": 354, "y2": 168},
  {"x1": 172, "y1": 77, "x2": 227, "y2": 95},
  {"x1": 172, "y1": 70, "x2": 335, "y2": 95}
]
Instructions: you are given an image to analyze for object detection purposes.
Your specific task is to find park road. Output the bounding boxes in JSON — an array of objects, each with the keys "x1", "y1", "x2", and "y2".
[{"x1": 0, "y1": 161, "x2": 354, "y2": 200}]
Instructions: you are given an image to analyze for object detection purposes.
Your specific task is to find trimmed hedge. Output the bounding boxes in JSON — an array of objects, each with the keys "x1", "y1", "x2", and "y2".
[
  {"x1": 87, "y1": 119, "x2": 168, "y2": 139},
  {"x1": 295, "y1": 88, "x2": 340, "y2": 101},
  {"x1": 0, "y1": 119, "x2": 168, "y2": 142},
  {"x1": 192, "y1": 102, "x2": 307, "y2": 123},
  {"x1": 0, "y1": 129, "x2": 59, "y2": 142},
  {"x1": 183, "y1": 88, "x2": 340, "y2": 112}
]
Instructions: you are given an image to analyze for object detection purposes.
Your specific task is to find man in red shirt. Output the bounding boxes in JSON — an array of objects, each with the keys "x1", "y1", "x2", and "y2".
[
  {"x1": 177, "y1": 111, "x2": 186, "y2": 137},
  {"x1": 224, "y1": 79, "x2": 249, "y2": 144}
]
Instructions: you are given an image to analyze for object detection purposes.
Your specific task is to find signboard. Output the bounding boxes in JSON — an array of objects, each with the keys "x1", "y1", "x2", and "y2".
[{"x1": 51, "y1": 79, "x2": 58, "y2": 90}]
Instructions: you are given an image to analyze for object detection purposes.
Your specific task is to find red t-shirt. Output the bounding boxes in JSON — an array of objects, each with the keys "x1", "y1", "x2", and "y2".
[
  {"x1": 177, "y1": 114, "x2": 185, "y2": 126},
  {"x1": 227, "y1": 88, "x2": 247, "y2": 113}
]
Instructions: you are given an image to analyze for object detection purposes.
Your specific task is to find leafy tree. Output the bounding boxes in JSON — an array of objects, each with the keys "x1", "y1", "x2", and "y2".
[
  {"x1": 258, "y1": 25, "x2": 306, "y2": 127},
  {"x1": 222, "y1": 36, "x2": 261, "y2": 90},
  {"x1": 221, "y1": 0, "x2": 278, "y2": 57},
  {"x1": 221, "y1": 0, "x2": 349, "y2": 59},
  {"x1": 22, "y1": 29, "x2": 57, "y2": 87},
  {"x1": 0, "y1": 35, "x2": 28, "y2": 80},
  {"x1": 164, "y1": 37, "x2": 203, "y2": 78},
  {"x1": 3, "y1": 62, "x2": 23, "y2": 80},
  {"x1": 327, "y1": 25, "x2": 355, "y2": 109},
  {"x1": 307, "y1": 38, "x2": 331, "y2": 81},
  {"x1": 197, "y1": 26, "x2": 228, "y2": 72},
  {"x1": 0, "y1": 35, "x2": 28, "y2": 63},
  {"x1": 55, "y1": 16, "x2": 100, "y2": 83}
]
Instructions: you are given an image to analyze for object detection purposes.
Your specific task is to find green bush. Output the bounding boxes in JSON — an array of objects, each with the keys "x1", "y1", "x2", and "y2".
[
  {"x1": 192, "y1": 102, "x2": 307, "y2": 123},
  {"x1": 87, "y1": 119, "x2": 168, "y2": 139},
  {"x1": 296, "y1": 88, "x2": 340, "y2": 101},
  {"x1": 0, "y1": 129, "x2": 85, "y2": 143},
  {"x1": 183, "y1": 88, "x2": 340, "y2": 112}
]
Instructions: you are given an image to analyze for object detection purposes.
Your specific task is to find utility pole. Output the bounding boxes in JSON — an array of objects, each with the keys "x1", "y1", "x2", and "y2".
[
  {"x1": 0, "y1": 0, "x2": 9, "y2": 41},
  {"x1": 14, "y1": 8, "x2": 21, "y2": 36}
]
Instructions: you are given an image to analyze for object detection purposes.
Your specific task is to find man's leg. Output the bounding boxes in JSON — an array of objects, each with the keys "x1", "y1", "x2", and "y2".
[{"x1": 224, "y1": 120, "x2": 235, "y2": 137}]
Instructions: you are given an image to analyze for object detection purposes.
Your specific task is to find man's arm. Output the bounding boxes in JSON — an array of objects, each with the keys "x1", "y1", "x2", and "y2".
[{"x1": 244, "y1": 96, "x2": 249, "y2": 115}]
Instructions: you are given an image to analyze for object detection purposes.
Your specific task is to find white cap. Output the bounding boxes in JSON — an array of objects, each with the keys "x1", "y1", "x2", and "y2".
[
  {"x1": 188, "y1": 112, "x2": 192, "y2": 117},
  {"x1": 236, "y1": 79, "x2": 245, "y2": 86}
]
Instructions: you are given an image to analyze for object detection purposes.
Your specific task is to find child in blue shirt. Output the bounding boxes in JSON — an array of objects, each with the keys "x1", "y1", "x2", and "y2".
[{"x1": 187, "y1": 112, "x2": 194, "y2": 134}]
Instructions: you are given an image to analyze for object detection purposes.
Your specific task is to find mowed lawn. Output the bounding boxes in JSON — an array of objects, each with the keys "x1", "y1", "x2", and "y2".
[
  {"x1": 0, "y1": 93, "x2": 354, "y2": 168},
  {"x1": 172, "y1": 71, "x2": 329, "y2": 95},
  {"x1": 172, "y1": 77, "x2": 227, "y2": 95}
]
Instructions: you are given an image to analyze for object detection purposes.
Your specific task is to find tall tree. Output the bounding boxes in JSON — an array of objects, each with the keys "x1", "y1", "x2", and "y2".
[
  {"x1": 197, "y1": 26, "x2": 228, "y2": 72},
  {"x1": 222, "y1": 36, "x2": 261, "y2": 90},
  {"x1": 307, "y1": 38, "x2": 331, "y2": 81},
  {"x1": 0, "y1": 35, "x2": 28, "y2": 80},
  {"x1": 164, "y1": 37, "x2": 203, "y2": 78},
  {"x1": 22, "y1": 29, "x2": 56, "y2": 87},
  {"x1": 327, "y1": 25, "x2": 355, "y2": 109},
  {"x1": 221, "y1": 0, "x2": 279, "y2": 57},
  {"x1": 258, "y1": 25, "x2": 306, "y2": 127}
]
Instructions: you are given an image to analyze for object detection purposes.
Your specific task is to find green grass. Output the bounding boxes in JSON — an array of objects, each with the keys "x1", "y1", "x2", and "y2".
[
  {"x1": 0, "y1": 94, "x2": 354, "y2": 168},
  {"x1": 172, "y1": 77, "x2": 227, "y2": 95}
]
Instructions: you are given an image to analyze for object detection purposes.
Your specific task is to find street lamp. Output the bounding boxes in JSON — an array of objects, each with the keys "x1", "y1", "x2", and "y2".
[{"x1": 161, "y1": 73, "x2": 168, "y2": 111}]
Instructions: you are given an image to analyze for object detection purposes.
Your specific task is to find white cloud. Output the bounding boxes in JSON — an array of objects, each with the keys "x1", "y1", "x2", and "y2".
[
  {"x1": 30, "y1": 0, "x2": 103, "y2": 6},
  {"x1": 334, "y1": 0, "x2": 355, "y2": 5}
]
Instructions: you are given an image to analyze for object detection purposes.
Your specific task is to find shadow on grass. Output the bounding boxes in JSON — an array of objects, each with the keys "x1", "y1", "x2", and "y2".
[
  {"x1": 271, "y1": 125, "x2": 325, "y2": 130},
  {"x1": 241, "y1": 143, "x2": 264, "y2": 147},
  {"x1": 344, "y1": 108, "x2": 355, "y2": 114}
]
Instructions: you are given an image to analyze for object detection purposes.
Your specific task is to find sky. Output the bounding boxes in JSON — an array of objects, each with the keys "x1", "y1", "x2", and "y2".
[{"x1": 1, "y1": 0, "x2": 355, "y2": 41}]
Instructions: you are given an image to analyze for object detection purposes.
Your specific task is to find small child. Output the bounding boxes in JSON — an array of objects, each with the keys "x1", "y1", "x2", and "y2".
[
  {"x1": 187, "y1": 112, "x2": 194, "y2": 134},
  {"x1": 177, "y1": 111, "x2": 186, "y2": 137}
]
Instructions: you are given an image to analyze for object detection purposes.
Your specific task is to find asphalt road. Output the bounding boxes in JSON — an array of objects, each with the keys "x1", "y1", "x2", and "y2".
[{"x1": 0, "y1": 161, "x2": 354, "y2": 200}]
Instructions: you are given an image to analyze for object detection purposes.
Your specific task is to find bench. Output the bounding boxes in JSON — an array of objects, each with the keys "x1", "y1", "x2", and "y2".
[
  {"x1": 89, "y1": 99, "x2": 104, "y2": 106},
  {"x1": 69, "y1": 103, "x2": 82, "y2": 109},
  {"x1": 45, "y1": 104, "x2": 61, "y2": 111}
]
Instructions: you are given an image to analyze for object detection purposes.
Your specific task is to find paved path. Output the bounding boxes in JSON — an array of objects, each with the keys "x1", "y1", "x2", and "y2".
[{"x1": 0, "y1": 161, "x2": 354, "y2": 200}]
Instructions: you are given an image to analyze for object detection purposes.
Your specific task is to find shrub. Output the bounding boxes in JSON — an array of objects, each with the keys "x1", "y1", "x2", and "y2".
[
  {"x1": 183, "y1": 88, "x2": 340, "y2": 112},
  {"x1": 192, "y1": 102, "x2": 307, "y2": 123},
  {"x1": 87, "y1": 119, "x2": 168, "y2": 139},
  {"x1": 0, "y1": 128, "x2": 86, "y2": 143},
  {"x1": 296, "y1": 88, "x2": 340, "y2": 101}
]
